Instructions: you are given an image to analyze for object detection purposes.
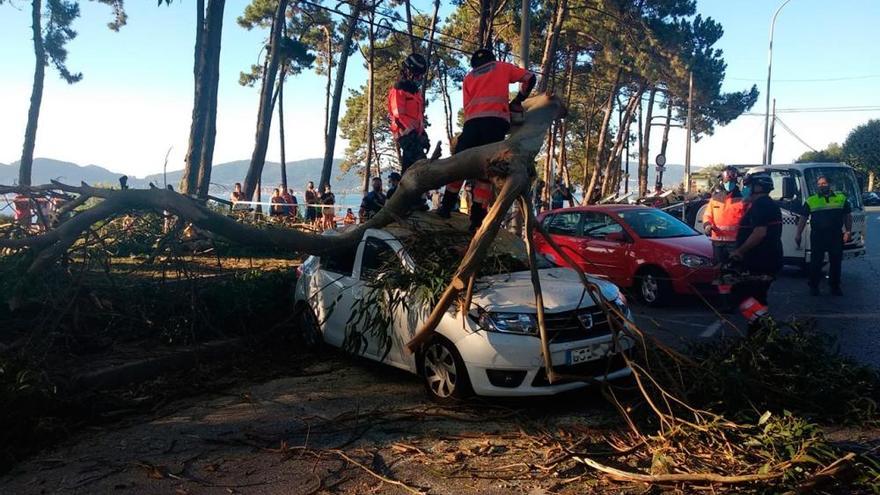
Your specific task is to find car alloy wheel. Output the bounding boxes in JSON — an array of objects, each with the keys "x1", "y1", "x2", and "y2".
[
  {"x1": 421, "y1": 337, "x2": 470, "y2": 402},
  {"x1": 641, "y1": 274, "x2": 659, "y2": 303}
]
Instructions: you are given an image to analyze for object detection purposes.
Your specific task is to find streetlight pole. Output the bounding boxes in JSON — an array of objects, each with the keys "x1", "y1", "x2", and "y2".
[{"x1": 762, "y1": 0, "x2": 793, "y2": 165}]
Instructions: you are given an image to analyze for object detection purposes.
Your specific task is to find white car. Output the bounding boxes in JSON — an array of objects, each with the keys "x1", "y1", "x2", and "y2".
[{"x1": 293, "y1": 212, "x2": 633, "y2": 402}]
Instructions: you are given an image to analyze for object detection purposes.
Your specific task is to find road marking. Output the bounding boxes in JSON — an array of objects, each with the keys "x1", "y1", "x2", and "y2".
[{"x1": 699, "y1": 320, "x2": 724, "y2": 338}]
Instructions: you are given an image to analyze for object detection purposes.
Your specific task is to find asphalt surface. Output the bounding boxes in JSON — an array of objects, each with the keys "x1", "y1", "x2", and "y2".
[{"x1": 632, "y1": 206, "x2": 880, "y2": 367}]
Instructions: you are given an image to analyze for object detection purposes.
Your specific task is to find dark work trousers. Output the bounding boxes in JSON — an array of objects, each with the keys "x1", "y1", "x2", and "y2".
[
  {"x1": 712, "y1": 241, "x2": 736, "y2": 264},
  {"x1": 398, "y1": 132, "x2": 427, "y2": 175},
  {"x1": 732, "y1": 277, "x2": 773, "y2": 307},
  {"x1": 809, "y1": 232, "x2": 843, "y2": 289}
]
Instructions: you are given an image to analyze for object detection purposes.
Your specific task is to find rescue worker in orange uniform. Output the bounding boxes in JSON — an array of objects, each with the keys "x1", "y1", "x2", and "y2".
[
  {"x1": 436, "y1": 48, "x2": 536, "y2": 231},
  {"x1": 387, "y1": 53, "x2": 430, "y2": 175},
  {"x1": 702, "y1": 166, "x2": 748, "y2": 264}
]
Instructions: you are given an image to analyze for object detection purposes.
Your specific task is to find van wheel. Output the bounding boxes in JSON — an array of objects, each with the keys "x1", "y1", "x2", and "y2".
[
  {"x1": 637, "y1": 269, "x2": 670, "y2": 307},
  {"x1": 295, "y1": 304, "x2": 323, "y2": 352},
  {"x1": 420, "y1": 336, "x2": 471, "y2": 403}
]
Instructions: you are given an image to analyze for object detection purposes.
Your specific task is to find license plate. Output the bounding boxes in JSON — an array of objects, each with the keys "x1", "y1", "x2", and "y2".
[{"x1": 567, "y1": 342, "x2": 612, "y2": 365}]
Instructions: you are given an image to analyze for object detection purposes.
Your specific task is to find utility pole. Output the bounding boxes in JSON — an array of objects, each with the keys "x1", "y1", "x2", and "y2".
[
  {"x1": 520, "y1": 0, "x2": 529, "y2": 68},
  {"x1": 684, "y1": 71, "x2": 693, "y2": 195},
  {"x1": 763, "y1": 0, "x2": 793, "y2": 165},
  {"x1": 768, "y1": 98, "x2": 776, "y2": 164}
]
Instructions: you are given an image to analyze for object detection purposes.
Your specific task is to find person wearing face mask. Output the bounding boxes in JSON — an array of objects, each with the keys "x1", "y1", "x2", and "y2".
[
  {"x1": 729, "y1": 173, "x2": 784, "y2": 332},
  {"x1": 702, "y1": 166, "x2": 747, "y2": 264},
  {"x1": 795, "y1": 175, "x2": 852, "y2": 296}
]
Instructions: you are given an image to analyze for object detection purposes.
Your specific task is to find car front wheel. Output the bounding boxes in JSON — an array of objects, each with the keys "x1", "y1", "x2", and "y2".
[
  {"x1": 421, "y1": 336, "x2": 471, "y2": 403},
  {"x1": 637, "y1": 270, "x2": 670, "y2": 307}
]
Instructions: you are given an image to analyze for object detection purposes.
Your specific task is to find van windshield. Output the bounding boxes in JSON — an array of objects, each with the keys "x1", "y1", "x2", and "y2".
[{"x1": 804, "y1": 167, "x2": 863, "y2": 209}]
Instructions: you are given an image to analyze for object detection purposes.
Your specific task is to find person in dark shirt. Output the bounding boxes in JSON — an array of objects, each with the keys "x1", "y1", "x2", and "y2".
[
  {"x1": 360, "y1": 177, "x2": 386, "y2": 221},
  {"x1": 386, "y1": 172, "x2": 401, "y2": 199},
  {"x1": 730, "y1": 173, "x2": 783, "y2": 329},
  {"x1": 795, "y1": 175, "x2": 852, "y2": 296}
]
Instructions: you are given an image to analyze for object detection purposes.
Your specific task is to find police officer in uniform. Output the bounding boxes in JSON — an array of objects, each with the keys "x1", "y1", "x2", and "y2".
[
  {"x1": 795, "y1": 175, "x2": 852, "y2": 296},
  {"x1": 437, "y1": 48, "x2": 536, "y2": 231}
]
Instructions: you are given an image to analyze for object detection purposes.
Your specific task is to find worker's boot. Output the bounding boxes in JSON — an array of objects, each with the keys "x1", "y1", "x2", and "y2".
[
  {"x1": 436, "y1": 191, "x2": 458, "y2": 219},
  {"x1": 469, "y1": 203, "x2": 487, "y2": 233}
]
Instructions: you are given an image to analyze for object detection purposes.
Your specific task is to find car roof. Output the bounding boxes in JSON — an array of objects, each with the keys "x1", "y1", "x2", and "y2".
[{"x1": 538, "y1": 204, "x2": 650, "y2": 216}]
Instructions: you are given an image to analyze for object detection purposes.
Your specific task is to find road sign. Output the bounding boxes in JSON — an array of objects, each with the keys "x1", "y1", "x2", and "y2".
[{"x1": 655, "y1": 154, "x2": 666, "y2": 167}]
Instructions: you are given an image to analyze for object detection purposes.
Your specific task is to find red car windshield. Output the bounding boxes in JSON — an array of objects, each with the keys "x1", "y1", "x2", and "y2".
[{"x1": 619, "y1": 209, "x2": 699, "y2": 239}]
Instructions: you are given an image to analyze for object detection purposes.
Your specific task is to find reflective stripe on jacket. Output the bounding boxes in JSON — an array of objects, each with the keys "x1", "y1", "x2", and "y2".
[
  {"x1": 387, "y1": 85, "x2": 424, "y2": 139},
  {"x1": 463, "y1": 61, "x2": 533, "y2": 123},
  {"x1": 703, "y1": 191, "x2": 747, "y2": 242}
]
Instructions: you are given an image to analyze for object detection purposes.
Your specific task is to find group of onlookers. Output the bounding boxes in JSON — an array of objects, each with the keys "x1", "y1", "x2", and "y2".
[{"x1": 230, "y1": 181, "x2": 339, "y2": 231}]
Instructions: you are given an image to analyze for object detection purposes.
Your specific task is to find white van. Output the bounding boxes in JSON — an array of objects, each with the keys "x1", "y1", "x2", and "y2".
[{"x1": 695, "y1": 162, "x2": 867, "y2": 267}]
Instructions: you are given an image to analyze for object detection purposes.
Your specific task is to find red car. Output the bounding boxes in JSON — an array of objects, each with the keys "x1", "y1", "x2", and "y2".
[{"x1": 535, "y1": 205, "x2": 717, "y2": 306}]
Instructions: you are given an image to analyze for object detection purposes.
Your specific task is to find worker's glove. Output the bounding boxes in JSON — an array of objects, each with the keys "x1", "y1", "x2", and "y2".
[
  {"x1": 509, "y1": 100, "x2": 524, "y2": 114},
  {"x1": 703, "y1": 224, "x2": 713, "y2": 236}
]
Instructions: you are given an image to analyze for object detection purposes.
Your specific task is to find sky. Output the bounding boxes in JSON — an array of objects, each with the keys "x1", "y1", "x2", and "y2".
[{"x1": 1, "y1": 0, "x2": 879, "y2": 180}]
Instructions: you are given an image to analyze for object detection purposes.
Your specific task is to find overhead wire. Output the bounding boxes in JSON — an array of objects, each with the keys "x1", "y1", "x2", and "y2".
[{"x1": 773, "y1": 116, "x2": 818, "y2": 152}]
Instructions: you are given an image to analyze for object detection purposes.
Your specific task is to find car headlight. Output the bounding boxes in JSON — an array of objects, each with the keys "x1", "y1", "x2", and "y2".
[
  {"x1": 680, "y1": 253, "x2": 712, "y2": 268},
  {"x1": 473, "y1": 311, "x2": 537, "y2": 336}
]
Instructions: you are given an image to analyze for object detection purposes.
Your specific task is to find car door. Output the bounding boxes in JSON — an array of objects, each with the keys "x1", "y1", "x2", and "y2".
[
  {"x1": 540, "y1": 211, "x2": 585, "y2": 266},
  {"x1": 576, "y1": 212, "x2": 630, "y2": 284},
  {"x1": 351, "y1": 236, "x2": 404, "y2": 362}
]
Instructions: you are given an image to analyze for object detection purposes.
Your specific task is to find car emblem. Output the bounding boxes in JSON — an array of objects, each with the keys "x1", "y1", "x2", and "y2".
[{"x1": 578, "y1": 312, "x2": 594, "y2": 329}]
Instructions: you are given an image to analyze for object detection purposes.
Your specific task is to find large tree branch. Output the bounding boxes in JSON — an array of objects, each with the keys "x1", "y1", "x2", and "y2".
[{"x1": 1, "y1": 95, "x2": 564, "y2": 275}]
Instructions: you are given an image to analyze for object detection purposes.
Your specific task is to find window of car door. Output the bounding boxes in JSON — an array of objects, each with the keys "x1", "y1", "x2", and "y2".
[
  {"x1": 580, "y1": 212, "x2": 624, "y2": 240},
  {"x1": 543, "y1": 211, "x2": 582, "y2": 237},
  {"x1": 359, "y1": 237, "x2": 398, "y2": 280}
]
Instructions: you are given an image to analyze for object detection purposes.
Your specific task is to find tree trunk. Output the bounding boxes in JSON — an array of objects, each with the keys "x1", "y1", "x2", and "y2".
[
  {"x1": 322, "y1": 25, "x2": 332, "y2": 151},
  {"x1": 320, "y1": 0, "x2": 364, "y2": 191},
  {"x1": 20, "y1": 0, "x2": 46, "y2": 187},
  {"x1": 601, "y1": 88, "x2": 645, "y2": 198},
  {"x1": 580, "y1": 114, "x2": 594, "y2": 206},
  {"x1": 195, "y1": 0, "x2": 225, "y2": 198},
  {"x1": 585, "y1": 68, "x2": 621, "y2": 204},
  {"x1": 657, "y1": 101, "x2": 673, "y2": 191},
  {"x1": 363, "y1": 25, "x2": 376, "y2": 194},
  {"x1": 638, "y1": 87, "x2": 656, "y2": 198},
  {"x1": 278, "y1": 70, "x2": 288, "y2": 191},
  {"x1": 560, "y1": 50, "x2": 575, "y2": 206},
  {"x1": 403, "y1": 0, "x2": 416, "y2": 52},
  {"x1": 477, "y1": 0, "x2": 493, "y2": 48},
  {"x1": 243, "y1": 0, "x2": 288, "y2": 200},
  {"x1": 536, "y1": 0, "x2": 568, "y2": 93},
  {"x1": 421, "y1": 0, "x2": 441, "y2": 104},
  {"x1": 440, "y1": 65, "x2": 454, "y2": 148},
  {"x1": 868, "y1": 170, "x2": 875, "y2": 192}
]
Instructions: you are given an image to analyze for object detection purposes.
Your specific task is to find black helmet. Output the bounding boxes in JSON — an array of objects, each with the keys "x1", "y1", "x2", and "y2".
[
  {"x1": 743, "y1": 172, "x2": 774, "y2": 192},
  {"x1": 720, "y1": 166, "x2": 739, "y2": 183},
  {"x1": 402, "y1": 53, "x2": 428, "y2": 76},
  {"x1": 470, "y1": 48, "x2": 495, "y2": 68}
]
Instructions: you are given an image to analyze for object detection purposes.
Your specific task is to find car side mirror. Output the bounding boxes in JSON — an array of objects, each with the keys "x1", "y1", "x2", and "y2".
[
  {"x1": 781, "y1": 176, "x2": 796, "y2": 200},
  {"x1": 605, "y1": 232, "x2": 628, "y2": 243}
]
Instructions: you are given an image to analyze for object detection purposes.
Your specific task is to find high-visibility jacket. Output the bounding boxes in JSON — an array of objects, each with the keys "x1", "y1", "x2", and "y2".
[
  {"x1": 387, "y1": 81, "x2": 424, "y2": 139},
  {"x1": 463, "y1": 61, "x2": 534, "y2": 123},
  {"x1": 805, "y1": 191, "x2": 849, "y2": 234},
  {"x1": 703, "y1": 189, "x2": 747, "y2": 242},
  {"x1": 12, "y1": 195, "x2": 31, "y2": 223}
]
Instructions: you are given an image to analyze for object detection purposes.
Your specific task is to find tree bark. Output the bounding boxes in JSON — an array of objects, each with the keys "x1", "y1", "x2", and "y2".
[
  {"x1": 440, "y1": 65, "x2": 455, "y2": 147},
  {"x1": 580, "y1": 109, "x2": 595, "y2": 205},
  {"x1": 195, "y1": 0, "x2": 225, "y2": 198},
  {"x1": 321, "y1": 25, "x2": 332, "y2": 152},
  {"x1": 585, "y1": 68, "x2": 621, "y2": 204},
  {"x1": 403, "y1": 0, "x2": 416, "y2": 52},
  {"x1": 243, "y1": 0, "x2": 288, "y2": 200},
  {"x1": 638, "y1": 87, "x2": 656, "y2": 198},
  {"x1": 20, "y1": 0, "x2": 46, "y2": 187},
  {"x1": 869, "y1": 170, "x2": 876, "y2": 192},
  {"x1": 536, "y1": 0, "x2": 568, "y2": 93},
  {"x1": 363, "y1": 21, "x2": 376, "y2": 194},
  {"x1": 320, "y1": 0, "x2": 364, "y2": 191},
  {"x1": 657, "y1": 100, "x2": 673, "y2": 191},
  {"x1": 477, "y1": 0, "x2": 493, "y2": 48},
  {"x1": 601, "y1": 87, "x2": 645, "y2": 198},
  {"x1": 278, "y1": 69, "x2": 288, "y2": 191}
]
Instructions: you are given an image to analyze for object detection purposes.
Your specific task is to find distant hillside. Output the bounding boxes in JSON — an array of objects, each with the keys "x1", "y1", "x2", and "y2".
[{"x1": 0, "y1": 158, "x2": 358, "y2": 194}]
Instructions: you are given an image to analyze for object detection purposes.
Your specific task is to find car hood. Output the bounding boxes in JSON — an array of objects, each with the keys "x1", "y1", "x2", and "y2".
[
  {"x1": 472, "y1": 267, "x2": 620, "y2": 313},
  {"x1": 641, "y1": 234, "x2": 713, "y2": 257}
]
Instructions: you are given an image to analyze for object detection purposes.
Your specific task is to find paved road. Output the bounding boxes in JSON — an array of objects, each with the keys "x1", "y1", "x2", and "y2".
[{"x1": 632, "y1": 206, "x2": 880, "y2": 367}]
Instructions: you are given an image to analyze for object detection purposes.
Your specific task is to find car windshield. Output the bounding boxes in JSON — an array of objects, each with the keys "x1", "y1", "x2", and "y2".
[
  {"x1": 804, "y1": 167, "x2": 863, "y2": 209},
  {"x1": 619, "y1": 208, "x2": 700, "y2": 239}
]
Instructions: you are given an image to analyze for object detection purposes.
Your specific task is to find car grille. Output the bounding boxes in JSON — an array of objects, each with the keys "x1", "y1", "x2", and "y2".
[
  {"x1": 531, "y1": 352, "x2": 629, "y2": 387},
  {"x1": 542, "y1": 308, "x2": 613, "y2": 343}
]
